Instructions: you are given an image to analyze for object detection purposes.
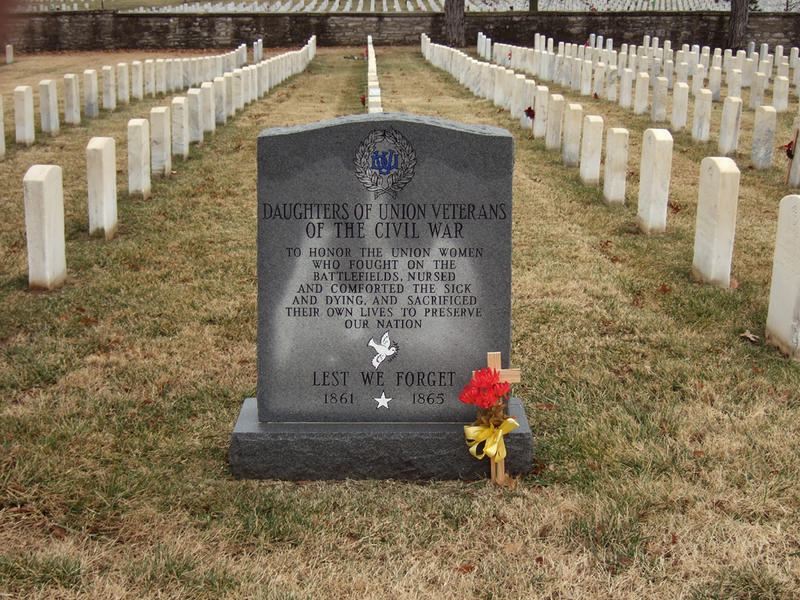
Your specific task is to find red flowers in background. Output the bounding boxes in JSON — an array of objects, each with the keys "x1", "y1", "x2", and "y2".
[
  {"x1": 781, "y1": 139, "x2": 794, "y2": 160},
  {"x1": 459, "y1": 368, "x2": 510, "y2": 410},
  {"x1": 524, "y1": 106, "x2": 535, "y2": 120}
]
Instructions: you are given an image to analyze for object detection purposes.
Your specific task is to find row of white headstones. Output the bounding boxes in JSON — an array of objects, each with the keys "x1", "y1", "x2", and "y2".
[
  {"x1": 27, "y1": 0, "x2": 793, "y2": 12},
  {"x1": 2, "y1": 41, "x2": 262, "y2": 154},
  {"x1": 121, "y1": 0, "x2": 445, "y2": 12},
  {"x1": 13, "y1": 36, "x2": 317, "y2": 290},
  {"x1": 422, "y1": 32, "x2": 799, "y2": 361},
  {"x1": 366, "y1": 35, "x2": 383, "y2": 113},
  {"x1": 480, "y1": 32, "x2": 800, "y2": 175}
]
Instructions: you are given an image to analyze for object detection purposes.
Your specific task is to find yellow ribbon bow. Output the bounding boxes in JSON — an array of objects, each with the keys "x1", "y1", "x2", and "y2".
[{"x1": 464, "y1": 417, "x2": 519, "y2": 462}]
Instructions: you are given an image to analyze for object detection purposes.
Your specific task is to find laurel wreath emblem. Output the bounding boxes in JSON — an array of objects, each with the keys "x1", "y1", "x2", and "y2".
[{"x1": 354, "y1": 128, "x2": 417, "y2": 199}]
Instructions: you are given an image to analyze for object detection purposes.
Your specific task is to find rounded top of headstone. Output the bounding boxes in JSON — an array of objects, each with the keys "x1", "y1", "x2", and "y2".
[
  {"x1": 644, "y1": 128, "x2": 673, "y2": 142},
  {"x1": 258, "y1": 112, "x2": 512, "y2": 141},
  {"x1": 700, "y1": 156, "x2": 739, "y2": 174}
]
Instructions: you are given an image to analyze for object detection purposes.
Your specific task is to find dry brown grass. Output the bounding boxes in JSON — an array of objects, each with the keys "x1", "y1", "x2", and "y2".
[{"x1": 1, "y1": 45, "x2": 799, "y2": 599}]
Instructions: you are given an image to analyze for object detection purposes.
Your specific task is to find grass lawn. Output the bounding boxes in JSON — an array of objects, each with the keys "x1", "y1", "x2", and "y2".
[{"x1": 1, "y1": 44, "x2": 799, "y2": 598}]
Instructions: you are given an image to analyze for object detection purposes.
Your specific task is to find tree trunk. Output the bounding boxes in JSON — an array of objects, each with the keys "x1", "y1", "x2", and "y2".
[
  {"x1": 727, "y1": 0, "x2": 749, "y2": 51},
  {"x1": 444, "y1": 0, "x2": 465, "y2": 48},
  {"x1": 529, "y1": 0, "x2": 539, "y2": 11}
]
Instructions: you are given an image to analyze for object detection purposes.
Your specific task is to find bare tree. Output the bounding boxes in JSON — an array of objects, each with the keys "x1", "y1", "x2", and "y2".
[
  {"x1": 445, "y1": 0, "x2": 465, "y2": 48},
  {"x1": 727, "y1": 0, "x2": 749, "y2": 50}
]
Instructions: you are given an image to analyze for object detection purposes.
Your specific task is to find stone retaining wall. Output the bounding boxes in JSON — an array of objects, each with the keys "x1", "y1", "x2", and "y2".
[{"x1": 6, "y1": 11, "x2": 800, "y2": 52}]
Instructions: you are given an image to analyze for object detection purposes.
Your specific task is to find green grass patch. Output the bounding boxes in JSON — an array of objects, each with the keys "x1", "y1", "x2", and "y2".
[
  {"x1": 0, "y1": 553, "x2": 83, "y2": 593},
  {"x1": 0, "y1": 46, "x2": 798, "y2": 599}
]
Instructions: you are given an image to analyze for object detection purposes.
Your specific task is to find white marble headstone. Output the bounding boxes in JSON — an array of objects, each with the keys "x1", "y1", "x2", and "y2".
[{"x1": 766, "y1": 195, "x2": 800, "y2": 360}]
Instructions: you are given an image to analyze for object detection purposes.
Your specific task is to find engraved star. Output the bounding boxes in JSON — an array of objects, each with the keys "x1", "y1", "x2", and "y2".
[{"x1": 374, "y1": 392, "x2": 392, "y2": 409}]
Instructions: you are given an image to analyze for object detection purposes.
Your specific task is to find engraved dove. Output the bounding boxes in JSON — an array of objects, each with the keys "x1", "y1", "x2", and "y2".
[{"x1": 368, "y1": 331, "x2": 397, "y2": 369}]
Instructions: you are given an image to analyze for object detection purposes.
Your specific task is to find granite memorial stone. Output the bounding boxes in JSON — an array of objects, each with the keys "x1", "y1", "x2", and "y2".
[{"x1": 229, "y1": 113, "x2": 535, "y2": 480}]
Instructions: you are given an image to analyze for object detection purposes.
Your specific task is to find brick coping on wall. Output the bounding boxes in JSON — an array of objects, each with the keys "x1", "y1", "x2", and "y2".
[{"x1": 6, "y1": 11, "x2": 800, "y2": 52}]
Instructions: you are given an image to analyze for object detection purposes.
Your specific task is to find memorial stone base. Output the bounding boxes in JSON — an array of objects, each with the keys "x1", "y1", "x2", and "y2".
[{"x1": 230, "y1": 397, "x2": 535, "y2": 480}]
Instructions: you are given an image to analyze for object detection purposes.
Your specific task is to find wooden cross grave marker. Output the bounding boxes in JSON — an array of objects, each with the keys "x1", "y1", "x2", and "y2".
[
  {"x1": 473, "y1": 351, "x2": 521, "y2": 384},
  {"x1": 473, "y1": 351, "x2": 520, "y2": 486}
]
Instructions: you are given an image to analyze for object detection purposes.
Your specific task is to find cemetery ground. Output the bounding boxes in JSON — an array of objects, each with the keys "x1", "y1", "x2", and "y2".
[{"x1": 1, "y1": 45, "x2": 800, "y2": 599}]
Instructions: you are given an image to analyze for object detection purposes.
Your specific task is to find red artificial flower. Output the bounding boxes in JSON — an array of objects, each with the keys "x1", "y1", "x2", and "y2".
[
  {"x1": 360, "y1": 94, "x2": 366, "y2": 106},
  {"x1": 524, "y1": 106, "x2": 535, "y2": 120},
  {"x1": 781, "y1": 139, "x2": 795, "y2": 160},
  {"x1": 459, "y1": 368, "x2": 510, "y2": 410}
]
